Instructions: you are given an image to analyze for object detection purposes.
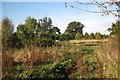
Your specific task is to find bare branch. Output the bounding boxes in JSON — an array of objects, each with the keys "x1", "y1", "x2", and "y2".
[{"x1": 65, "y1": 0, "x2": 120, "y2": 17}]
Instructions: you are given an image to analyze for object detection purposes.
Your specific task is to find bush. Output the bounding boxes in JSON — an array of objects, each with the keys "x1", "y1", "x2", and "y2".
[{"x1": 75, "y1": 33, "x2": 83, "y2": 40}]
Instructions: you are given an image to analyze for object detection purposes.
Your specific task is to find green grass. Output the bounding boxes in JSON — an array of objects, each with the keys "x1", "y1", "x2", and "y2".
[{"x1": 2, "y1": 41, "x2": 118, "y2": 79}]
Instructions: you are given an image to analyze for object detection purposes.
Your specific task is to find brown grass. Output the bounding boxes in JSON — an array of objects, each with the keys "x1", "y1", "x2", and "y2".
[
  {"x1": 76, "y1": 48, "x2": 82, "y2": 78},
  {"x1": 69, "y1": 39, "x2": 108, "y2": 44},
  {"x1": 2, "y1": 36, "x2": 118, "y2": 78},
  {"x1": 95, "y1": 36, "x2": 118, "y2": 78}
]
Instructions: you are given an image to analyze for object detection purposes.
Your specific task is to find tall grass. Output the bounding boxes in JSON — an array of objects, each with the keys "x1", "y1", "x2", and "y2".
[
  {"x1": 1, "y1": 37, "x2": 118, "y2": 78},
  {"x1": 96, "y1": 36, "x2": 118, "y2": 78}
]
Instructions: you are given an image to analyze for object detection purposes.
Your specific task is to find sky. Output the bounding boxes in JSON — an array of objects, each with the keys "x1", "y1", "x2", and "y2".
[{"x1": 1, "y1": 1, "x2": 118, "y2": 34}]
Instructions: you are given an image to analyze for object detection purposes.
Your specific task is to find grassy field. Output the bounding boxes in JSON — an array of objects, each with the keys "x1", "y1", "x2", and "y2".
[{"x1": 2, "y1": 36, "x2": 118, "y2": 79}]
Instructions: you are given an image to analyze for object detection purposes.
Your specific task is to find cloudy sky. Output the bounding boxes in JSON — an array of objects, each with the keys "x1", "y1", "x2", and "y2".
[{"x1": 1, "y1": 1, "x2": 118, "y2": 34}]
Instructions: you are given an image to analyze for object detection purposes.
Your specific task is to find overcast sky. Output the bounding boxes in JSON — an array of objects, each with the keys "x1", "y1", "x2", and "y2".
[{"x1": 1, "y1": 1, "x2": 118, "y2": 34}]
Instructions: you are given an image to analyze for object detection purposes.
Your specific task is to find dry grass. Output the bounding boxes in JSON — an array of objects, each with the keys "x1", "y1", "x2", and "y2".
[
  {"x1": 69, "y1": 39, "x2": 108, "y2": 44},
  {"x1": 2, "y1": 36, "x2": 118, "y2": 78},
  {"x1": 76, "y1": 48, "x2": 82, "y2": 78},
  {"x1": 11, "y1": 46, "x2": 63, "y2": 66},
  {"x1": 95, "y1": 36, "x2": 118, "y2": 78}
]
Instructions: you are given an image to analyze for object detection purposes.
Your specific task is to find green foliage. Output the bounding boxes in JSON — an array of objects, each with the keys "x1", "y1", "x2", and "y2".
[
  {"x1": 107, "y1": 21, "x2": 119, "y2": 36},
  {"x1": 8, "y1": 33, "x2": 23, "y2": 48},
  {"x1": 95, "y1": 32, "x2": 102, "y2": 39},
  {"x1": 48, "y1": 27, "x2": 61, "y2": 40},
  {"x1": 75, "y1": 33, "x2": 83, "y2": 40},
  {"x1": 2, "y1": 43, "x2": 118, "y2": 78},
  {"x1": 16, "y1": 17, "x2": 37, "y2": 46},
  {"x1": 59, "y1": 34, "x2": 70, "y2": 41},
  {"x1": 36, "y1": 34, "x2": 53, "y2": 47},
  {"x1": 2, "y1": 17, "x2": 14, "y2": 49},
  {"x1": 89, "y1": 33, "x2": 95, "y2": 39},
  {"x1": 82, "y1": 47, "x2": 93, "y2": 56},
  {"x1": 64, "y1": 21, "x2": 85, "y2": 40},
  {"x1": 16, "y1": 16, "x2": 61, "y2": 47},
  {"x1": 84, "y1": 32, "x2": 89, "y2": 39}
]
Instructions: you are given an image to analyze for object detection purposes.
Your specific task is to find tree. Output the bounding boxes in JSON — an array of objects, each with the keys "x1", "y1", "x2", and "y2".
[
  {"x1": 102, "y1": 34, "x2": 108, "y2": 39},
  {"x1": 2, "y1": 17, "x2": 14, "y2": 49},
  {"x1": 59, "y1": 34, "x2": 70, "y2": 41},
  {"x1": 8, "y1": 32, "x2": 23, "y2": 48},
  {"x1": 49, "y1": 27, "x2": 61, "y2": 40},
  {"x1": 16, "y1": 17, "x2": 37, "y2": 46},
  {"x1": 107, "y1": 21, "x2": 120, "y2": 36},
  {"x1": 16, "y1": 16, "x2": 61, "y2": 47},
  {"x1": 35, "y1": 17, "x2": 59, "y2": 47},
  {"x1": 75, "y1": 32, "x2": 83, "y2": 40},
  {"x1": 25, "y1": 17, "x2": 37, "y2": 45},
  {"x1": 65, "y1": 0, "x2": 120, "y2": 17},
  {"x1": 95, "y1": 32, "x2": 102, "y2": 39},
  {"x1": 64, "y1": 21, "x2": 85, "y2": 40},
  {"x1": 16, "y1": 24, "x2": 29, "y2": 46},
  {"x1": 84, "y1": 32, "x2": 89, "y2": 39},
  {"x1": 89, "y1": 33, "x2": 95, "y2": 39}
]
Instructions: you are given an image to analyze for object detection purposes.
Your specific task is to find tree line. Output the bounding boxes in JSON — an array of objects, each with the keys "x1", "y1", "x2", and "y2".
[{"x1": 1, "y1": 16, "x2": 119, "y2": 49}]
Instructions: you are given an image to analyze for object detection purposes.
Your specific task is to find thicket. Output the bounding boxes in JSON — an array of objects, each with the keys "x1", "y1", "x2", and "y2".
[{"x1": 1, "y1": 17, "x2": 111, "y2": 50}]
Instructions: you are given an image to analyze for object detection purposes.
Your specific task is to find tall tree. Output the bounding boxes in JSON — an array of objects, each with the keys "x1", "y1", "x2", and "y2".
[
  {"x1": 16, "y1": 24, "x2": 29, "y2": 46},
  {"x1": 16, "y1": 16, "x2": 61, "y2": 47},
  {"x1": 95, "y1": 32, "x2": 102, "y2": 39},
  {"x1": 2, "y1": 17, "x2": 14, "y2": 49},
  {"x1": 64, "y1": 21, "x2": 85, "y2": 39},
  {"x1": 89, "y1": 33, "x2": 95, "y2": 39},
  {"x1": 84, "y1": 32, "x2": 89, "y2": 39},
  {"x1": 35, "y1": 17, "x2": 55, "y2": 47},
  {"x1": 102, "y1": 34, "x2": 108, "y2": 39}
]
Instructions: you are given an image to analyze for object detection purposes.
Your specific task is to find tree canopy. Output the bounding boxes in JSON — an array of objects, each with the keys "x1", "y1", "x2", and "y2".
[
  {"x1": 1, "y1": 16, "x2": 109, "y2": 49},
  {"x1": 16, "y1": 16, "x2": 61, "y2": 47},
  {"x1": 84, "y1": 32, "x2": 89, "y2": 39},
  {"x1": 107, "y1": 21, "x2": 120, "y2": 36},
  {"x1": 95, "y1": 32, "x2": 102, "y2": 39},
  {"x1": 64, "y1": 21, "x2": 85, "y2": 40},
  {"x1": 89, "y1": 33, "x2": 95, "y2": 39},
  {"x1": 2, "y1": 17, "x2": 14, "y2": 49}
]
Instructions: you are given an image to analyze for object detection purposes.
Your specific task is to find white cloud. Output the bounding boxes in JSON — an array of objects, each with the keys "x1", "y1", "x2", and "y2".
[
  {"x1": 50, "y1": 13, "x2": 116, "y2": 34},
  {"x1": 50, "y1": 14, "x2": 80, "y2": 33},
  {"x1": 13, "y1": 14, "x2": 116, "y2": 34}
]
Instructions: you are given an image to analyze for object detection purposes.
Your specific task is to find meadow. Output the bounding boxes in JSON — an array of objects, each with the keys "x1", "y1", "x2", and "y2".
[
  {"x1": 1, "y1": 1, "x2": 120, "y2": 79},
  {"x1": 2, "y1": 36, "x2": 118, "y2": 79}
]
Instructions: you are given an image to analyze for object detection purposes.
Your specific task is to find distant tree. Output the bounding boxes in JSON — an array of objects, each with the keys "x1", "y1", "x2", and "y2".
[
  {"x1": 84, "y1": 32, "x2": 89, "y2": 39},
  {"x1": 75, "y1": 32, "x2": 83, "y2": 40},
  {"x1": 102, "y1": 34, "x2": 108, "y2": 39},
  {"x1": 49, "y1": 27, "x2": 61, "y2": 40},
  {"x1": 107, "y1": 21, "x2": 119, "y2": 36},
  {"x1": 89, "y1": 33, "x2": 95, "y2": 39},
  {"x1": 95, "y1": 32, "x2": 102, "y2": 39},
  {"x1": 64, "y1": 21, "x2": 85, "y2": 39},
  {"x1": 2, "y1": 17, "x2": 14, "y2": 49},
  {"x1": 59, "y1": 34, "x2": 70, "y2": 41}
]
